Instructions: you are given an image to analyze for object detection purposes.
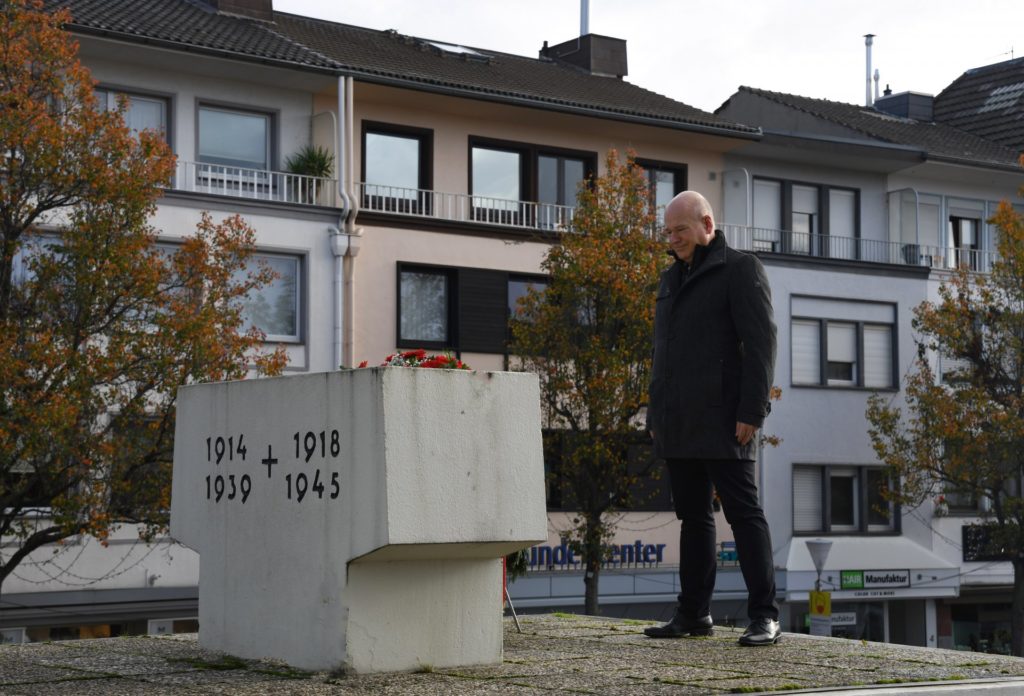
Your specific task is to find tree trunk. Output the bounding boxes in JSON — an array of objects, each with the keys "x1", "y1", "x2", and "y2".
[
  {"x1": 1012, "y1": 559, "x2": 1024, "y2": 657},
  {"x1": 582, "y1": 514, "x2": 603, "y2": 615}
]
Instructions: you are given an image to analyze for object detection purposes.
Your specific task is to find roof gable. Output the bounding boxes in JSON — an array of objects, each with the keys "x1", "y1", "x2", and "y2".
[{"x1": 724, "y1": 86, "x2": 1020, "y2": 169}]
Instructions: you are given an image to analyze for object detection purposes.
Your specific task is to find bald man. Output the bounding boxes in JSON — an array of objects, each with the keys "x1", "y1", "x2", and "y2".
[{"x1": 644, "y1": 191, "x2": 780, "y2": 646}]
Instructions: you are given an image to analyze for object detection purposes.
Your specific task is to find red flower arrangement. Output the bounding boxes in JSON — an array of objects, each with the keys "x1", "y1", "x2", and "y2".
[{"x1": 356, "y1": 349, "x2": 469, "y2": 370}]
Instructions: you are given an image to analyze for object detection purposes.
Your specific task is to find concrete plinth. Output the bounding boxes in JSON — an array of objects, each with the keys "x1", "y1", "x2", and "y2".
[{"x1": 170, "y1": 369, "x2": 547, "y2": 673}]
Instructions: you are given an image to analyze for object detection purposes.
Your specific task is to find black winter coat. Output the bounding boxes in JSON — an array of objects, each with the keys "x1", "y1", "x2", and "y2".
[{"x1": 646, "y1": 231, "x2": 776, "y2": 461}]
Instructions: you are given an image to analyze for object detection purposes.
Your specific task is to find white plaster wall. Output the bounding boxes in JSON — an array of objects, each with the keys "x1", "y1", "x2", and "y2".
[
  {"x1": 721, "y1": 155, "x2": 890, "y2": 242},
  {"x1": 78, "y1": 53, "x2": 317, "y2": 172},
  {"x1": 761, "y1": 262, "x2": 932, "y2": 555},
  {"x1": 352, "y1": 82, "x2": 735, "y2": 207},
  {"x1": 150, "y1": 201, "x2": 338, "y2": 373}
]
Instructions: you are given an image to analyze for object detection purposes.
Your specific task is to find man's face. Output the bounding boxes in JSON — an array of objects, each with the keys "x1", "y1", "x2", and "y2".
[{"x1": 662, "y1": 202, "x2": 711, "y2": 263}]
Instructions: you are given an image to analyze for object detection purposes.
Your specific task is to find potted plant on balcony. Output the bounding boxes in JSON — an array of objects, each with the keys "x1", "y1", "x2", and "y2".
[{"x1": 285, "y1": 145, "x2": 334, "y2": 204}]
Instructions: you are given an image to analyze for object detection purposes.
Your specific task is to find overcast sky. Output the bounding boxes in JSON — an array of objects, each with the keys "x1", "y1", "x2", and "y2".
[{"x1": 275, "y1": 0, "x2": 1022, "y2": 113}]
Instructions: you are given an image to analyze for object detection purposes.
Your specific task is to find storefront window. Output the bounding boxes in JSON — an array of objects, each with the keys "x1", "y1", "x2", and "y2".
[{"x1": 791, "y1": 601, "x2": 885, "y2": 642}]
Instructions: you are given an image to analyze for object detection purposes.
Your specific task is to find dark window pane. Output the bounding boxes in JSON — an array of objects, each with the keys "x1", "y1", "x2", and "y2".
[
  {"x1": 508, "y1": 278, "x2": 547, "y2": 317},
  {"x1": 830, "y1": 474, "x2": 856, "y2": 527},
  {"x1": 826, "y1": 361, "x2": 854, "y2": 381},
  {"x1": 400, "y1": 271, "x2": 448, "y2": 343},
  {"x1": 867, "y1": 469, "x2": 890, "y2": 526},
  {"x1": 563, "y1": 158, "x2": 585, "y2": 205},
  {"x1": 538, "y1": 155, "x2": 558, "y2": 205}
]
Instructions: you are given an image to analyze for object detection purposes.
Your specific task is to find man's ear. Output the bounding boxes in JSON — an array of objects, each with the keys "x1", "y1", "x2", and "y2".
[{"x1": 702, "y1": 214, "x2": 714, "y2": 235}]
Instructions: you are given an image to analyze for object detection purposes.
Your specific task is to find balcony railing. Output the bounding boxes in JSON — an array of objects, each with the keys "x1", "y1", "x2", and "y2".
[
  {"x1": 357, "y1": 182, "x2": 575, "y2": 232},
  {"x1": 720, "y1": 224, "x2": 996, "y2": 272},
  {"x1": 356, "y1": 183, "x2": 996, "y2": 272},
  {"x1": 174, "y1": 161, "x2": 337, "y2": 207}
]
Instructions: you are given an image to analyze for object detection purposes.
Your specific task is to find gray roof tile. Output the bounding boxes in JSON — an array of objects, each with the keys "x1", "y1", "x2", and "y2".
[
  {"x1": 728, "y1": 86, "x2": 1020, "y2": 168},
  {"x1": 934, "y1": 57, "x2": 1024, "y2": 155},
  {"x1": 43, "y1": 0, "x2": 758, "y2": 137}
]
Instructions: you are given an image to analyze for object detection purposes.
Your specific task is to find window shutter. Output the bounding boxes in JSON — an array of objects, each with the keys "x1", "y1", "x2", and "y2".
[
  {"x1": 791, "y1": 320, "x2": 821, "y2": 384},
  {"x1": 827, "y1": 323, "x2": 857, "y2": 363},
  {"x1": 793, "y1": 467, "x2": 823, "y2": 533},
  {"x1": 863, "y1": 325, "x2": 893, "y2": 388},
  {"x1": 457, "y1": 268, "x2": 508, "y2": 353}
]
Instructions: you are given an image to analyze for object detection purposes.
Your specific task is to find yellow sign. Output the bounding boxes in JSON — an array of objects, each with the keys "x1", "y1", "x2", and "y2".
[{"x1": 810, "y1": 590, "x2": 831, "y2": 617}]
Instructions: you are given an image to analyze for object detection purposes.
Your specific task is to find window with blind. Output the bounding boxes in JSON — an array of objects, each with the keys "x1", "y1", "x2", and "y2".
[
  {"x1": 397, "y1": 263, "x2": 547, "y2": 353},
  {"x1": 793, "y1": 465, "x2": 897, "y2": 534},
  {"x1": 790, "y1": 298, "x2": 896, "y2": 389}
]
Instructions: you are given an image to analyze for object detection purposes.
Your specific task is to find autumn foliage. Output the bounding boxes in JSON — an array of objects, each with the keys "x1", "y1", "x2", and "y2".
[
  {"x1": 866, "y1": 169, "x2": 1024, "y2": 655},
  {"x1": 510, "y1": 150, "x2": 664, "y2": 614},
  {"x1": 0, "y1": 1, "x2": 284, "y2": 589}
]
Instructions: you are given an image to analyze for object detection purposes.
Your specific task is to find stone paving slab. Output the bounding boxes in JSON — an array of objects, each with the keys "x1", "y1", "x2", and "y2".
[{"x1": 1, "y1": 613, "x2": 1023, "y2": 694}]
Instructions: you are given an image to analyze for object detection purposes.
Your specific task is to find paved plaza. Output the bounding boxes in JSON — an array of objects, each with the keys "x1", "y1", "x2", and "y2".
[{"x1": 2, "y1": 613, "x2": 1024, "y2": 694}]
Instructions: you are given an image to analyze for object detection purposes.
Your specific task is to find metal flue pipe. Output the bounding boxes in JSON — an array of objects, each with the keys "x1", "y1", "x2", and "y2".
[{"x1": 864, "y1": 34, "x2": 875, "y2": 106}]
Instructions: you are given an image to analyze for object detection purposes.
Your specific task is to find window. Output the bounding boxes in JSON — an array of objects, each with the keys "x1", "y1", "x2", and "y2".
[
  {"x1": 398, "y1": 268, "x2": 451, "y2": 347},
  {"x1": 469, "y1": 138, "x2": 596, "y2": 227},
  {"x1": 793, "y1": 465, "x2": 896, "y2": 534},
  {"x1": 235, "y1": 253, "x2": 301, "y2": 342},
  {"x1": 95, "y1": 88, "x2": 168, "y2": 140},
  {"x1": 397, "y1": 264, "x2": 547, "y2": 353},
  {"x1": 198, "y1": 105, "x2": 271, "y2": 172},
  {"x1": 949, "y1": 216, "x2": 980, "y2": 270},
  {"x1": 790, "y1": 298, "x2": 896, "y2": 389},
  {"x1": 637, "y1": 159, "x2": 687, "y2": 225},
  {"x1": 361, "y1": 122, "x2": 432, "y2": 213},
  {"x1": 752, "y1": 178, "x2": 859, "y2": 257},
  {"x1": 537, "y1": 154, "x2": 586, "y2": 229},
  {"x1": 508, "y1": 275, "x2": 548, "y2": 320}
]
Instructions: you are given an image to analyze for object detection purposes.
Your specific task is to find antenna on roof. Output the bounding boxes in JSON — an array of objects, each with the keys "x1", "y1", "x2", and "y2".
[{"x1": 580, "y1": 0, "x2": 590, "y2": 36}]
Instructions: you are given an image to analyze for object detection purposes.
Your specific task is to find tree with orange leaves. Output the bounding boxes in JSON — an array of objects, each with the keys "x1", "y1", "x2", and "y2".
[
  {"x1": 510, "y1": 150, "x2": 664, "y2": 615},
  {"x1": 867, "y1": 163, "x2": 1024, "y2": 656},
  {"x1": 0, "y1": 1, "x2": 284, "y2": 591}
]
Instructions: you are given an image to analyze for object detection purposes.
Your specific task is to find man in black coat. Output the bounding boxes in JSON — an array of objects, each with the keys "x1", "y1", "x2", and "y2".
[{"x1": 643, "y1": 191, "x2": 780, "y2": 646}]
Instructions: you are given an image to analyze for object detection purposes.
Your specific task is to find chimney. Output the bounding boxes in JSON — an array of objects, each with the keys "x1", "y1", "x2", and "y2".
[
  {"x1": 874, "y1": 91, "x2": 934, "y2": 121},
  {"x1": 539, "y1": 35, "x2": 628, "y2": 78},
  {"x1": 539, "y1": 0, "x2": 627, "y2": 78},
  {"x1": 207, "y1": 0, "x2": 274, "y2": 21},
  {"x1": 864, "y1": 34, "x2": 874, "y2": 106}
]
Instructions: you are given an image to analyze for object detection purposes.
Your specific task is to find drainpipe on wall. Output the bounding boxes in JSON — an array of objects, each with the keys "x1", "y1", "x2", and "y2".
[{"x1": 331, "y1": 75, "x2": 361, "y2": 370}]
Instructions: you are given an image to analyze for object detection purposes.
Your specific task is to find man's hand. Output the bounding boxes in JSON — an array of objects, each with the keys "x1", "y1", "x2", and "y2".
[{"x1": 735, "y1": 422, "x2": 758, "y2": 446}]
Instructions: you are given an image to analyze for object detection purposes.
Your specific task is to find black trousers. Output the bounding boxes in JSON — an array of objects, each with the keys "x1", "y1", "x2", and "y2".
[{"x1": 666, "y1": 458, "x2": 778, "y2": 621}]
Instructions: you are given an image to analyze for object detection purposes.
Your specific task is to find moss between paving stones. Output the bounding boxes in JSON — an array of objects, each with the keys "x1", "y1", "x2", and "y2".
[{"x1": 2, "y1": 614, "x2": 1024, "y2": 694}]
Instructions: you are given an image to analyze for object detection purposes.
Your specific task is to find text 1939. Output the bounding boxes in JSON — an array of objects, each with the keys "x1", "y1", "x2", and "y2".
[{"x1": 206, "y1": 474, "x2": 252, "y2": 504}]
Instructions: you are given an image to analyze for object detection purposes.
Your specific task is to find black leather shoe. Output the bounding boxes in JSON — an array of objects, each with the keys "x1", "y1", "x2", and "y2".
[
  {"x1": 643, "y1": 612, "x2": 713, "y2": 638},
  {"x1": 738, "y1": 617, "x2": 782, "y2": 646}
]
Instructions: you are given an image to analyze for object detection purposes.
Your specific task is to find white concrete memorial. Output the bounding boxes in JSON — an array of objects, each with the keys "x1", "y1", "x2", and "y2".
[{"x1": 170, "y1": 368, "x2": 547, "y2": 673}]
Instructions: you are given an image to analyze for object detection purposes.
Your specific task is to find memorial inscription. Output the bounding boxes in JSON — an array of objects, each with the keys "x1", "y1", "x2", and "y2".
[{"x1": 200, "y1": 430, "x2": 343, "y2": 504}]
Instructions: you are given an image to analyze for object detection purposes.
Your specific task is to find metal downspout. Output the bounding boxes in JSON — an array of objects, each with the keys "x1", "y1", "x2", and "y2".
[{"x1": 331, "y1": 75, "x2": 354, "y2": 370}]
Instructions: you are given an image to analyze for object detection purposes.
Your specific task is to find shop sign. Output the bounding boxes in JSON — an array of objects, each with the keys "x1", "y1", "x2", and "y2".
[
  {"x1": 840, "y1": 569, "x2": 909, "y2": 590},
  {"x1": 831, "y1": 612, "x2": 857, "y2": 626}
]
